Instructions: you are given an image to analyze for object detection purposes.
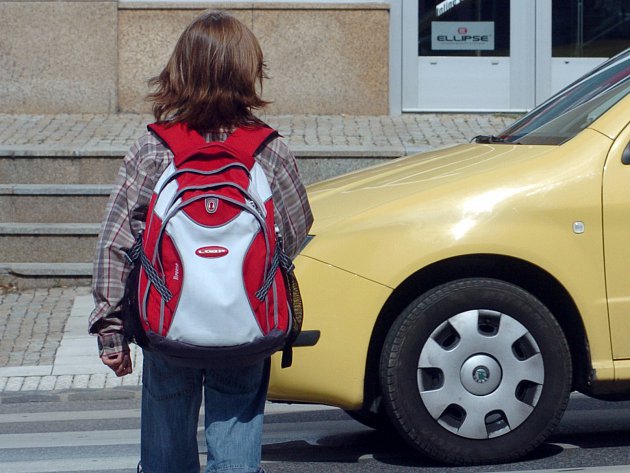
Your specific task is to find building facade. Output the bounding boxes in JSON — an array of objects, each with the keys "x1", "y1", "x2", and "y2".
[{"x1": 1, "y1": 0, "x2": 628, "y2": 116}]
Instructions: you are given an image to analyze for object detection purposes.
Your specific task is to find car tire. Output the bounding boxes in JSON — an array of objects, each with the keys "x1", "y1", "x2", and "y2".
[{"x1": 379, "y1": 278, "x2": 572, "y2": 465}]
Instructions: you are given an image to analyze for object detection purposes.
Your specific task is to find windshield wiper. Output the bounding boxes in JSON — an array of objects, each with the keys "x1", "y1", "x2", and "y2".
[{"x1": 472, "y1": 135, "x2": 506, "y2": 144}]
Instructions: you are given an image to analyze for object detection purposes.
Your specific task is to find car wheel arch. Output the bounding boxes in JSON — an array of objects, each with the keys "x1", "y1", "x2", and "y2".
[{"x1": 361, "y1": 253, "x2": 591, "y2": 417}]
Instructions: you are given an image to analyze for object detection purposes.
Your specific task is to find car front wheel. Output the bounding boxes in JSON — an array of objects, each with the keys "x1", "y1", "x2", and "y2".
[{"x1": 380, "y1": 278, "x2": 572, "y2": 465}]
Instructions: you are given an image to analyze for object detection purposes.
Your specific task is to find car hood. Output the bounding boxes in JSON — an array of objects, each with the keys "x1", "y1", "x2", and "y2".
[{"x1": 306, "y1": 143, "x2": 556, "y2": 234}]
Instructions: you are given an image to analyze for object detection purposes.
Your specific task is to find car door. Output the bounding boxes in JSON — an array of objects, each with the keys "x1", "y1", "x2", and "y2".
[{"x1": 602, "y1": 122, "x2": 630, "y2": 367}]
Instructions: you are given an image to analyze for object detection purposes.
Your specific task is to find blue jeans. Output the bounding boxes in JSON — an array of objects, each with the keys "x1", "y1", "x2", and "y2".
[{"x1": 140, "y1": 350, "x2": 269, "y2": 473}]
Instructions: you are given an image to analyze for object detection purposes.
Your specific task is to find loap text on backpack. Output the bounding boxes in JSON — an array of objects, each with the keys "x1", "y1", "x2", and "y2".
[{"x1": 120, "y1": 122, "x2": 301, "y2": 368}]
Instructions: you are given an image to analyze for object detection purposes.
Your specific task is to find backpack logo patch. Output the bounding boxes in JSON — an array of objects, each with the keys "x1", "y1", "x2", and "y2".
[
  {"x1": 205, "y1": 197, "x2": 219, "y2": 214},
  {"x1": 195, "y1": 246, "x2": 229, "y2": 258}
]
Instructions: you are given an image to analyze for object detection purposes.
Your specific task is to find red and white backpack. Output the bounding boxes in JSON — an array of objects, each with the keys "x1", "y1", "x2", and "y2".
[{"x1": 123, "y1": 122, "x2": 296, "y2": 367}]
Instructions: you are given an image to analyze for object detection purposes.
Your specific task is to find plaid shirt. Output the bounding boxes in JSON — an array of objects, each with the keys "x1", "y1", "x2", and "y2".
[{"x1": 89, "y1": 128, "x2": 313, "y2": 356}]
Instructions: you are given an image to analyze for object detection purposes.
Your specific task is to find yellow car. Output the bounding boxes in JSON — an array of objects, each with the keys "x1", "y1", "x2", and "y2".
[{"x1": 269, "y1": 48, "x2": 630, "y2": 465}]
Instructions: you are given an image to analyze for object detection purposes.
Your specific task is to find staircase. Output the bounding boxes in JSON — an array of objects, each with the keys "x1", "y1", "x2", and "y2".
[
  {"x1": 0, "y1": 150, "x2": 392, "y2": 290},
  {"x1": 0, "y1": 154, "x2": 120, "y2": 289},
  {"x1": 0, "y1": 116, "x2": 406, "y2": 290}
]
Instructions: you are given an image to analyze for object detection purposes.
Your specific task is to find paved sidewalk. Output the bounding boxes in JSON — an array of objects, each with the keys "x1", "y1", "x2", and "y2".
[
  {"x1": 0, "y1": 287, "x2": 142, "y2": 393},
  {"x1": 0, "y1": 112, "x2": 519, "y2": 158},
  {"x1": 0, "y1": 112, "x2": 520, "y2": 393}
]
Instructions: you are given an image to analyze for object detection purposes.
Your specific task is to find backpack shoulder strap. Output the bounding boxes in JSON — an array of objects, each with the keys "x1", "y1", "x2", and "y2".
[
  {"x1": 225, "y1": 126, "x2": 279, "y2": 158},
  {"x1": 148, "y1": 122, "x2": 279, "y2": 166},
  {"x1": 147, "y1": 122, "x2": 207, "y2": 163}
]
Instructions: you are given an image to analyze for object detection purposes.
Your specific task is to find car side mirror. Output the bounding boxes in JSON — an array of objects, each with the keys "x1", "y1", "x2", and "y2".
[{"x1": 622, "y1": 142, "x2": 630, "y2": 165}]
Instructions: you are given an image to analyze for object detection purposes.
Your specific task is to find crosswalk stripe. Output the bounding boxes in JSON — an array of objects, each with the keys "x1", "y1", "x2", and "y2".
[
  {"x1": 494, "y1": 467, "x2": 630, "y2": 473},
  {"x1": 0, "y1": 409, "x2": 140, "y2": 424},
  {"x1": 9, "y1": 448, "x2": 628, "y2": 473},
  {"x1": 0, "y1": 403, "x2": 336, "y2": 424},
  {"x1": 0, "y1": 429, "x2": 139, "y2": 449},
  {"x1": 0, "y1": 420, "x2": 354, "y2": 450},
  {"x1": 1, "y1": 456, "x2": 150, "y2": 473}
]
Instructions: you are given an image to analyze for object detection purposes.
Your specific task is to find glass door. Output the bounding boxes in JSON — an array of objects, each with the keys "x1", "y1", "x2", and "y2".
[
  {"x1": 415, "y1": 0, "x2": 511, "y2": 110},
  {"x1": 401, "y1": 0, "x2": 628, "y2": 112},
  {"x1": 551, "y1": 0, "x2": 630, "y2": 95}
]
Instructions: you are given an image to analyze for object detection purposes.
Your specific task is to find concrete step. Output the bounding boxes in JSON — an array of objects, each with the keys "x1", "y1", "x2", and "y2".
[
  {"x1": 0, "y1": 262, "x2": 92, "y2": 276},
  {"x1": 0, "y1": 262, "x2": 92, "y2": 290},
  {"x1": 0, "y1": 184, "x2": 111, "y2": 223},
  {"x1": 0, "y1": 155, "x2": 121, "y2": 185},
  {"x1": 0, "y1": 149, "x2": 400, "y2": 186},
  {"x1": 0, "y1": 223, "x2": 99, "y2": 263}
]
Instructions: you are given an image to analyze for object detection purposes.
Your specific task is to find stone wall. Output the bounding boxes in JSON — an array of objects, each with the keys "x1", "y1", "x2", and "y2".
[
  {"x1": 0, "y1": 1, "x2": 389, "y2": 115},
  {"x1": 0, "y1": 0, "x2": 118, "y2": 114}
]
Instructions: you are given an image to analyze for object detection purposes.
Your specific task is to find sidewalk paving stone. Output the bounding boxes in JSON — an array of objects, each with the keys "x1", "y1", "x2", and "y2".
[{"x1": 0, "y1": 112, "x2": 520, "y2": 157}]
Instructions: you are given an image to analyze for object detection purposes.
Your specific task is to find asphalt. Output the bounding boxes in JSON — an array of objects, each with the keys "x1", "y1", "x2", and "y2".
[{"x1": 0, "y1": 112, "x2": 520, "y2": 394}]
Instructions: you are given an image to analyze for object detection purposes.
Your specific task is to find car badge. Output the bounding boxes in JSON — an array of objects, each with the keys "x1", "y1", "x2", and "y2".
[
  {"x1": 205, "y1": 197, "x2": 219, "y2": 214},
  {"x1": 473, "y1": 366, "x2": 490, "y2": 384},
  {"x1": 195, "y1": 246, "x2": 229, "y2": 258}
]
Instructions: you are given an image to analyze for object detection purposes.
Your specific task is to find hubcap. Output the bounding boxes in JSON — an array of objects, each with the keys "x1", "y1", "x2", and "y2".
[
  {"x1": 460, "y1": 355, "x2": 502, "y2": 395},
  {"x1": 417, "y1": 309, "x2": 544, "y2": 439}
]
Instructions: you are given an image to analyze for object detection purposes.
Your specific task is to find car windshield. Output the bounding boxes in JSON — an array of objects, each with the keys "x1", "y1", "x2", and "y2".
[{"x1": 496, "y1": 49, "x2": 630, "y2": 145}]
